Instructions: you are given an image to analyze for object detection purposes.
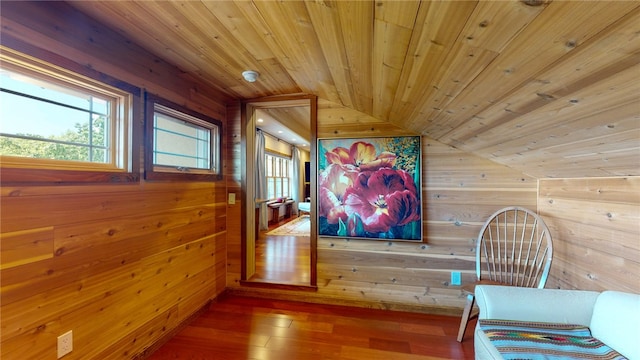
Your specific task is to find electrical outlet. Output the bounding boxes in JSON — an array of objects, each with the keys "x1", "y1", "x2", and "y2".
[
  {"x1": 228, "y1": 193, "x2": 236, "y2": 205},
  {"x1": 57, "y1": 330, "x2": 73, "y2": 358},
  {"x1": 451, "y1": 271, "x2": 462, "y2": 286}
]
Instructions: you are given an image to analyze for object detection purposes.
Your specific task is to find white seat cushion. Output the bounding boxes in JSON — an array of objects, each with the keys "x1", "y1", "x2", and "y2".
[{"x1": 298, "y1": 202, "x2": 311, "y2": 213}]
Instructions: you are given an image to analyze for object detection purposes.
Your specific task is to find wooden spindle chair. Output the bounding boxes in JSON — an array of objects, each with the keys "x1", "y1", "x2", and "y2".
[{"x1": 456, "y1": 206, "x2": 553, "y2": 342}]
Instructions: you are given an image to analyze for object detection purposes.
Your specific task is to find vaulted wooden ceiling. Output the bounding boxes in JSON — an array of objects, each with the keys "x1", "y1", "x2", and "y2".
[{"x1": 68, "y1": 0, "x2": 639, "y2": 178}]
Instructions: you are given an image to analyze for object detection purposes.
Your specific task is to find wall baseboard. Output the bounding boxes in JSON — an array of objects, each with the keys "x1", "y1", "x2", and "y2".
[{"x1": 224, "y1": 286, "x2": 462, "y2": 317}]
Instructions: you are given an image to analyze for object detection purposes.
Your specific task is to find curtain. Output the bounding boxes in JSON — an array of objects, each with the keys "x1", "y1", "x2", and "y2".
[
  {"x1": 255, "y1": 130, "x2": 268, "y2": 230},
  {"x1": 291, "y1": 146, "x2": 300, "y2": 216}
]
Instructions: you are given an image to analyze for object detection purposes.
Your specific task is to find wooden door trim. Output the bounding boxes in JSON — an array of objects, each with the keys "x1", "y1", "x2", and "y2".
[{"x1": 240, "y1": 94, "x2": 318, "y2": 288}]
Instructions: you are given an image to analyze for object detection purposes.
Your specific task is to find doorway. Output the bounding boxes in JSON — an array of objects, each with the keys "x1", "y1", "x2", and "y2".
[{"x1": 241, "y1": 95, "x2": 317, "y2": 288}]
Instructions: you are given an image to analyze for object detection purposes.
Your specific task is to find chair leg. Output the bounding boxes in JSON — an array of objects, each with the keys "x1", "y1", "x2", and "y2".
[{"x1": 457, "y1": 293, "x2": 475, "y2": 342}]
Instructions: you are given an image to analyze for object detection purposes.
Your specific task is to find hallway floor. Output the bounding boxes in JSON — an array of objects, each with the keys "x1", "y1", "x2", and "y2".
[{"x1": 250, "y1": 216, "x2": 310, "y2": 285}]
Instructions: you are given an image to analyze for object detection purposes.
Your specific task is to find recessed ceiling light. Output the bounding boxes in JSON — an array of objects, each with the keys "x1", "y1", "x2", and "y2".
[
  {"x1": 278, "y1": 130, "x2": 283, "y2": 134},
  {"x1": 257, "y1": 118, "x2": 264, "y2": 123}
]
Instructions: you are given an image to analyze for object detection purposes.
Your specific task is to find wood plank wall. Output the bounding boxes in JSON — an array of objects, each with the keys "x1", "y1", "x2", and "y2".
[
  {"x1": 225, "y1": 101, "x2": 244, "y2": 287},
  {"x1": 540, "y1": 177, "x2": 640, "y2": 293},
  {"x1": 0, "y1": 3, "x2": 228, "y2": 359},
  {"x1": 226, "y1": 99, "x2": 538, "y2": 313}
]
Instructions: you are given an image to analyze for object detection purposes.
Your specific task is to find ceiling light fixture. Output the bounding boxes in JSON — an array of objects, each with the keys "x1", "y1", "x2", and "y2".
[{"x1": 242, "y1": 70, "x2": 259, "y2": 82}]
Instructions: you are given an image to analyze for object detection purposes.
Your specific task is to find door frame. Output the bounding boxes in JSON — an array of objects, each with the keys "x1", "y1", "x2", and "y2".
[{"x1": 240, "y1": 94, "x2": 317, "y2": 287}]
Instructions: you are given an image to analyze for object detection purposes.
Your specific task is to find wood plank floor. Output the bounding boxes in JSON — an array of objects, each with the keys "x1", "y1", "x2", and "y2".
[
  {"x1": 147, "y1": 294, "x2": 476, "y2": 359},
  {"x1": 250, "y1": 216, "x2": 311, "y2": 285}
]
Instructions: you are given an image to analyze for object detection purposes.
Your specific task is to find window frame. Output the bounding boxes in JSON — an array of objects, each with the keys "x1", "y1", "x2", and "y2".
[
  {"x1": 144, "y1": 92, "x2": 222, "y2": 182},
  {"x1": 265, "y1": 153, "x2": 291, "y2": 200},
  {"x1": 0, "y1": 46, "x2": 140, "y2": 185}
]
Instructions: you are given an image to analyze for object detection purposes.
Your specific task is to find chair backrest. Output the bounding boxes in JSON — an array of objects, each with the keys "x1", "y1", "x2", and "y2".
[{"x1": 475, "y1": 207, "x2": 553, "y2": 288}]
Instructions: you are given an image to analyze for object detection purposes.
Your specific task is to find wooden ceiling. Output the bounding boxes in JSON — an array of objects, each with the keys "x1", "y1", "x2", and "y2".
[{"x1": 68, "y1": 1, "x2": 639, "y2": 178}]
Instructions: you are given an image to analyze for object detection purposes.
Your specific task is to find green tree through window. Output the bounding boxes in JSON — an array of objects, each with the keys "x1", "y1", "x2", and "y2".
[{"x1": 0, "y1": 116, "x2": 108, "y2": 162}]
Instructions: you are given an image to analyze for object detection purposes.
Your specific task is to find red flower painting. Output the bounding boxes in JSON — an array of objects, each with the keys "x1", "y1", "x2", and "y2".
[{"x1": 318, "y1": 137, "x2": 422, "y2": 241}]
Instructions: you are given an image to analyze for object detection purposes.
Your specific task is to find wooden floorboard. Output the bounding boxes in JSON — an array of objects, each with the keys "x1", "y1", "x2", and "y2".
[
  {"x1": 146, "y1": 294, "x2": 476, "y2": 359},
  {"x1": 250, "y1": 216, "x2": 311, "y2": 285}
]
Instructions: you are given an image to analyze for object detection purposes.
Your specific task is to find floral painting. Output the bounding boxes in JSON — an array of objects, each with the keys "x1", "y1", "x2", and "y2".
[{"x1": 318, "y1": 136, "x2": 422, "y2": 241}]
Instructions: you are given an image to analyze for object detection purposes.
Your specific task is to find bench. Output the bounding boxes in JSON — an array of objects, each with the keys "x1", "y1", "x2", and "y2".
[{"x1": 267, "y1": 199, "x2": 294, "y2": 224}]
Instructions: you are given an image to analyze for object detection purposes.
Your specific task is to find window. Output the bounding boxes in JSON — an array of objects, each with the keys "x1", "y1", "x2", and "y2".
[
  {"x1": 145, "y1": 93, "x2": 222, "y2": 181},
  {"x1": 266, "y1": 154, "x2": 290, "y2": 199},
  {"x1": 0, "y1": 46, "x2": 137, "y2": 184}
]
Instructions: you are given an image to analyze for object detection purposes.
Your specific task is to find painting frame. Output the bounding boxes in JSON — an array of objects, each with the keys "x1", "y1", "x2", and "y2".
[{"x1": 317, "y1": 135, "x2": 422, "y2": 242}]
